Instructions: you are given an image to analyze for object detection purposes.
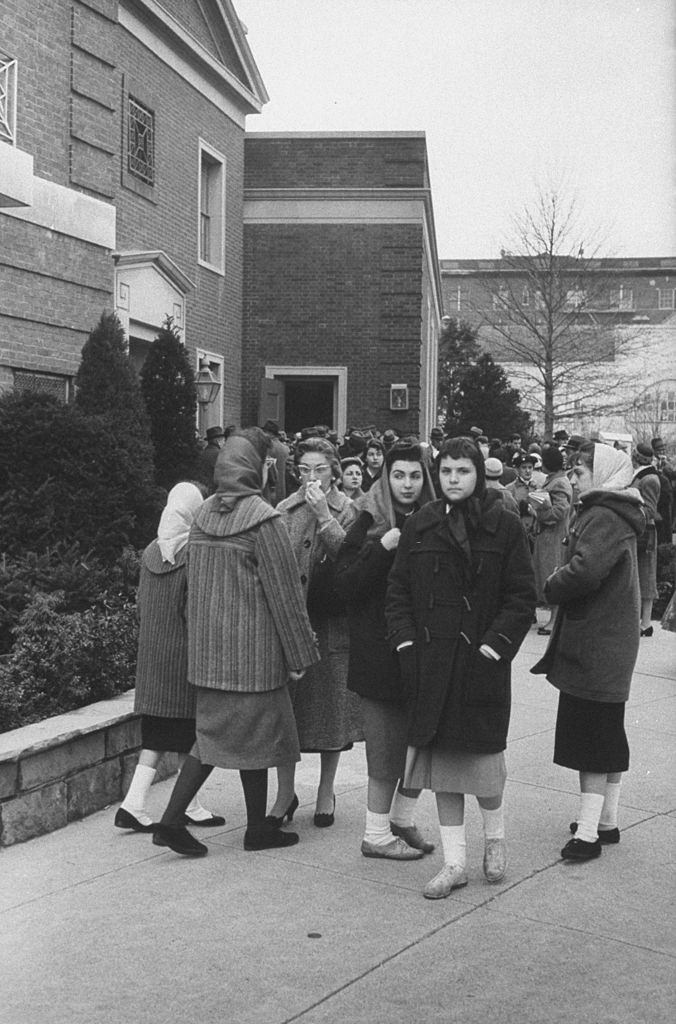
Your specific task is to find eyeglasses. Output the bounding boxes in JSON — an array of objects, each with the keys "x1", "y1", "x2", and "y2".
[{"x1": 298, "y1": 464, "x2": 331, "y2": 476}]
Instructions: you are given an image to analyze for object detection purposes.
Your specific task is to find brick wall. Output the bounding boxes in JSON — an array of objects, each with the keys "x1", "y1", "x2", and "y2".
[
  {"x1": 242, "y1": 222, "x2": 424, "y2": 432},
  {"x1": 244, "y1": 135, "x2": 429, "y2": 191}
]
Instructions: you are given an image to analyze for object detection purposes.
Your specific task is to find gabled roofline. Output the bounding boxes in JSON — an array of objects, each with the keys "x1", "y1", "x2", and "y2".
[{"x1": 122, "y1": 0, "x2": 268, "y2": 113}]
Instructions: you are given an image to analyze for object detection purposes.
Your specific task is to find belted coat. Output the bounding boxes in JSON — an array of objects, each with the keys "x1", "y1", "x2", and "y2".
[{"x1": 385, "y1": 492, "x2": 536, "y2": 753}]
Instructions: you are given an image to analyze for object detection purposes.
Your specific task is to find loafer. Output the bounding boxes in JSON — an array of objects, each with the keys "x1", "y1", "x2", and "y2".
[
  {"x1": 361, "y1": 837, "x2": 424, "y2": 860},
  {"x1": 152, "y1": 825, "x2": 208, "y2": 857},
  {"x1": 244, "y1": 824, "x2": 299, "y2": 850},
  {"x1": 561, "y1": 837, "x2": 601, "y2": 861},
  {"x1": 423, "y1": 864, "x2": 469, "y2": 900},
  {"x1": 483, "y1": 837, "x2": 507, "y2": 882},
  {"x1": 569, "y1": 822, "x2": 620, "y2": 844},
  {"x1": 114, "y1": 807, "x2": 155, "y2": 833},
  {"x1": 182, "y1": 813, "x2": 226, "y2": 828},
  {"x1": 390, "y1": 822, "x2": 435, "y2": 853}
]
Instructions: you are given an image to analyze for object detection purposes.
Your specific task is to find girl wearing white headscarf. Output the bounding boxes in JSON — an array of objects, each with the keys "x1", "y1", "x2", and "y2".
[
  {"x1": 532, "y1": 443, "x2": 646, "y2": 862},
  {"x1": 115, "y1": 481, "x2": 221, "y2": 832}
]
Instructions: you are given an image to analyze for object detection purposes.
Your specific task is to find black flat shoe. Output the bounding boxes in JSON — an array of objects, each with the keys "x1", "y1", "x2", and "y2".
[
  {"x1": 265, "y1": 794, "x2": 299, "y2": 829},
  {"x1": 569, "y1": 822, "x2": 620, "y2": 844},
  {"x1": 244, "y1": 824, "x2": 300, "y2": 850},
  {"x1": 182, "y1": 813, "x2": 226, "y2": 828},
  {"x1": 313, "y1": 796, "x2": 335, "y2": 828},
  {"x1": 114, "y1": 807, "x2": 155, "y2": 833},
  {"x1": 561, "y1": 837, "x2": 601, "y2": 861},
  {"x1": 640, "y1": 626, "x2": 653, "y2": 637},
  {"x1": 152, "y1": 824, "x2": 208, "y2": 857}
]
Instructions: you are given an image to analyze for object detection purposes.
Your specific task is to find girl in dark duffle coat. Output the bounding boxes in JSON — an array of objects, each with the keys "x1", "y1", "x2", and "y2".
[
  {"x1": 335, "y1": 442, "x2": 437, "y2": 861},
  {"x1": 386, "y1": 437, "x2": 536, "y2": 899}
]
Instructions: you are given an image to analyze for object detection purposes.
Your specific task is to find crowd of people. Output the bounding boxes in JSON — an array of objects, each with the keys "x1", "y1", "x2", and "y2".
[{"x1": 115, "y1": 417, "x2": 674, "y2": 899}]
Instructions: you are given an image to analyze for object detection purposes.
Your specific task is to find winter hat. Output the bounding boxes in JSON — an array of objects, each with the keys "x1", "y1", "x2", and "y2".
[
  {"x1": 484, "y1": 457, "x2": 504, "y2": 479},
  {"x1": 633, "y1": 443, "x2": 654, "y2": 466}
]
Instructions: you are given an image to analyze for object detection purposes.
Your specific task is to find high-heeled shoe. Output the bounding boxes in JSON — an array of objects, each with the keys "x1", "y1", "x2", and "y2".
[
  {"x1": 265, "y1": 793, "x2": 299, "y2": 829},
  {"x1": 313, "y1": 795, "x2": 335, "y2": 828}
]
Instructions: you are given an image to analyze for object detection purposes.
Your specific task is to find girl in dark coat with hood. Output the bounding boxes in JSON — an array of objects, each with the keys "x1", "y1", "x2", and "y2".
[
  {"x1": 532, "y1": 443, "x2": 644, "y2": 861},
  {"x1": 335, "y1": 443, "x2": 437, "y2": 861},
  {"x1": 386, "y1": 437, "x2": 536, "y2": 899}
]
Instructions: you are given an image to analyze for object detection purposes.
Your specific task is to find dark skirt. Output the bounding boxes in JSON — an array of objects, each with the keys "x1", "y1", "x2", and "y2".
[
  {"x1": 141, "y1": 714, "x2": 195, "y2": 753},
  {"x1": 554, "y1": 691, "x2": 629, "y2": 773}
]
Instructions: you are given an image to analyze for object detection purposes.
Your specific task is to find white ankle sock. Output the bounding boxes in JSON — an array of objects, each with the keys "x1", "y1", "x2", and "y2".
[
  {"x1": 439, "y1": 825, "x2": 466, "y2": 868},
  {"x1": 364, "y1": 810, "x2": 394, "y2": 846},
  {"x1": 599, "y1": 781, "x2": 622, "y2": 831},
  {"x1": 480, "y1": 804, "x2": 505, "y2": 840},
  {"x1": 185, "y1": 796, "x2": 213, "y2": 821},
  {"x1": 121, "y1": 764, "x2": 156, "y2": 825},
  {"x1": 576, "y1": 792, "x2": 604, "y2": 843},
  {"x1": 390, "y1": 792, "x2": 418, "y2": 828}
]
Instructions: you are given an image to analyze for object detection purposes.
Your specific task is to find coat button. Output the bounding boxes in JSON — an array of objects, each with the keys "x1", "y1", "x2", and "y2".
[
  {"x1": 303, "y1": 539, "x2": 311, "y2": 548},
  {"x1": 300, "y1": 574, "x2": 307, "y2": 584}
]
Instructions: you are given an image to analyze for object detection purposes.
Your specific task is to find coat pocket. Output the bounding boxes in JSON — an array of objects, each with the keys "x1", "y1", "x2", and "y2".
[{"x1": 463, "y1": 650, "x2": 509, "y2": 707}]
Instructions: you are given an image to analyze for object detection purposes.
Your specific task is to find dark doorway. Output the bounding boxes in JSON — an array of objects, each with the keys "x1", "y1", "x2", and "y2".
[{"x1": 283, "y1": 378, "x2": 335, "y2": 434}]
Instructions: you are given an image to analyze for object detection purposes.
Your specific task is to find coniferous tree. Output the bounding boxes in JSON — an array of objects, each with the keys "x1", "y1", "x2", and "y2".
[
  {"x1": 139, "y1": 318, "x2": 200, "y2": 489},
  {"x1": 446, "y1": 353, "x2": 533, "y2": 440},
  {"x1": 75, "y1": 311, "x2": 147, "y2": 431}
]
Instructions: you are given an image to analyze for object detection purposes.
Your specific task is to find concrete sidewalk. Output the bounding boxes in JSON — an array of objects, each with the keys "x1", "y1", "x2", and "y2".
[{"x1": 2, "y1": 626, "x2": 674, "y2": 1024}]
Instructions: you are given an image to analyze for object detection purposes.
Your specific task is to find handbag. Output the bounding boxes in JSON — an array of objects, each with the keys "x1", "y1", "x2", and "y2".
[{"x1": 306, "y1": 553, "x2": 346, "y2": 619}]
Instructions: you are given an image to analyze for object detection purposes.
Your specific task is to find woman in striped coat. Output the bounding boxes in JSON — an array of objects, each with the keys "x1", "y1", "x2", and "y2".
[
  {"x1": 115, "y1": 481, "x2": 222, "y2": 833},
  {"x1": 153, "y1": 428, "x2": 320, "y2": 857}
]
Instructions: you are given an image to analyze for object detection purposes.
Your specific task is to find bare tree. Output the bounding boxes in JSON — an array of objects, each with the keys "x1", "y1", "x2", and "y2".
[{"x1": 470, "y1": 189, "x2": 636, "y2": 438}]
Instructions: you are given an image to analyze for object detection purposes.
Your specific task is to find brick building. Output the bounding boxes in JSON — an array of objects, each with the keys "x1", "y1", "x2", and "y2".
[
  {"x1": 0, "y1": 0, "x2": 267, "y2": 432},
  {"x1": 440, "y1": 256, "x2": 676, "y2": 442},
  {"x1": 242, "y1": 132, "x2": 442, "y2": 437}
]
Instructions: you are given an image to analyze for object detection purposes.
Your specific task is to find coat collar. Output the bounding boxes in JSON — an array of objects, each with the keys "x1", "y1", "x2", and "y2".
[{"x1": 411, "y1": 491, "x2": 504, "y2": 538}]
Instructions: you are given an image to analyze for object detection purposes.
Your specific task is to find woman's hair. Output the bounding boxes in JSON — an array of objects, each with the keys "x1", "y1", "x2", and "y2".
[
  {"x1": 385, "y1": 441, "x2": 425, "y2": 472},
  {"x1": 571, "y1": 442, "x2": 594, "y2": 470},
  {"x1": 295, "y1": 436, "x2": 341, "y2": 481},
  {"x1": 437, "y1": 436, "x2": 486, "y2": 498},
  {"x1": 340, "y1": 456, "x2": 363, "y2": 472},
  {"x1": 365, "y1": 438, "x2": 384, "y2": 455}
]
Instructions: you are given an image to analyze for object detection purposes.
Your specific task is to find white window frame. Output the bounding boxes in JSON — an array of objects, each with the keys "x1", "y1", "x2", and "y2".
[
  {"x1": 198, "y1": 140, "x2": 226, "y2": 275},
  {"x1": 657, "y1": 288, "x2": 675, "y2": 310},
  {"x1": 0, "y1": 52, "x2": 18, "y2": 145}
]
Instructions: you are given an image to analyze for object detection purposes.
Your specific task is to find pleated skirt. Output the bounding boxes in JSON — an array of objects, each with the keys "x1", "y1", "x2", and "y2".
[{"x1": 403, "y1": 743, "x2": 506, "y2": 797}]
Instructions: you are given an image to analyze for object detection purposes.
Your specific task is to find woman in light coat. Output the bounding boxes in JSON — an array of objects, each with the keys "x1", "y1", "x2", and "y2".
[
  {"x1": 268, "y1": 438, "x2": 362, "y2": 829},
  {"x1": 115, "y1": 482, "x2": 224, "y2": 833},
  {"x1": 152, "y1": 429, "x2": 319, "y2": 857}
]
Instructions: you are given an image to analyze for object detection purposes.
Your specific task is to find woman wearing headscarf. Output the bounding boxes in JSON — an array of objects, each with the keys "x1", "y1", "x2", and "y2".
[
  {"x1": 531, "y1": 446, "x2": 574, "y2": 635},
  {"x1": 532, "y1": 443, "x2": 644, "y2": 861},
  {"x1": 152, "y1": 429, "x2": 319, "y2": 857},
  {"x1": 335, "y1": 442, "x2": 436, "y2": 860},
  {"x1": 386, "y1": 438, "x2": 536, "y2": 899},
  {"x1": 631, "y1": 442, "x2": 660, "y2": 636},
  {"x1": 267, "y1": 438, "x2": 362, "y2": 829},
  {"x1": 115, "y1": 482, "x2": 223, "y2": 832}
]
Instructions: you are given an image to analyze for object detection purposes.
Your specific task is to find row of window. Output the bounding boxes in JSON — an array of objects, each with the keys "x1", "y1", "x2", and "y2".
[{"x1": 448, "y1": 283, "x2": 676, "y2": 312}]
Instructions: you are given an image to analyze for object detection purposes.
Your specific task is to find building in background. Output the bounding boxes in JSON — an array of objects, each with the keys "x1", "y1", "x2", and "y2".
[
  {"x1": 440, "y1": 256, "x2": 676, "y2": 443},
  {"x1": 243, "y1": 132, "x2": 442, "y2": 438},
  {"x1": 0, "y1": 0, "x2": 267, "y2": 433}
]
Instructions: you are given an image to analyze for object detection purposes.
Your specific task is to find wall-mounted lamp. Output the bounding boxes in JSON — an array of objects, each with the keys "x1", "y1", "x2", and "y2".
[
  {"x1": 195, "y1": 357, "x2": 221, "y2": 407},
  {"x1": 389, "y1": 383, "x2": 409, "y2": 411}
]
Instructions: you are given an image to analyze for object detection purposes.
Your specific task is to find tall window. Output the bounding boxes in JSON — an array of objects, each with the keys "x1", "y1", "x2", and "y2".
[
  {"x1": 127, "y1": 97, "x2": 154, "y2": 186},
  {"x1": 198, "y1": 142, "x2": 225, "y2": 273},
  {"x1": 609, "y1": 284, "x2": 633, "y2": 311},
  {"x1": 657, "y1": 288, "x2": 675, "y2": 310},
  {"x1": 0, "y1": 52, "x2": 17, "y2": 145}
]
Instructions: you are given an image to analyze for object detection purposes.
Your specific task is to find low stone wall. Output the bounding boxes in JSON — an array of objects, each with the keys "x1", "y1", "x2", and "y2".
[{"x1": 0, "y1": 691, "x2": 176, "y2": 847}]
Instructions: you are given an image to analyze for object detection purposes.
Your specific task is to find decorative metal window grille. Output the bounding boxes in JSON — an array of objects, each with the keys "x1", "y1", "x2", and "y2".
[
  {"x1": 13, "y1": 370, "x2": 70, "y2": 401},
  {"x1": 0, "y1": 54, "x2": 18, "y2": 145},
  {"x1": 128, "y1": 97, "x2": 154, "y2": 185}
]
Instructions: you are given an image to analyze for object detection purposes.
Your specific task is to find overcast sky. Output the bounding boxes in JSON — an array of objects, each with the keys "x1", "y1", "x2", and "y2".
[{"x1": 235, "y1": 0, "x2": 676, "y2": 260}]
